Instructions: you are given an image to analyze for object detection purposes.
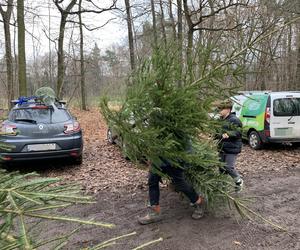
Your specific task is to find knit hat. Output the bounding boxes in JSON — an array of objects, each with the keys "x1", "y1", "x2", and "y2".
[{"x1": 216, "y1": 99, "x2": 233, "y2": 110}]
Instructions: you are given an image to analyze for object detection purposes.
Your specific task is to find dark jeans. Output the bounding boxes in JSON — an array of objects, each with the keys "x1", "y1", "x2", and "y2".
[
  {"x1": 219, "y1": 152, "x2": 240, "y2": 179},
  {"x1": 148, "y1": 164, "x2": 199, "y2": 206}
]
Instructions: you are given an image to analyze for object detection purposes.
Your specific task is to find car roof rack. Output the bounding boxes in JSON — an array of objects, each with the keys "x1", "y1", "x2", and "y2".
[
  {"x1": 11, "y1": 96, "x2": 66, "y2": 108},
  {"x1": 11, "y1": 96, "x2": 39, "y2": 106}
]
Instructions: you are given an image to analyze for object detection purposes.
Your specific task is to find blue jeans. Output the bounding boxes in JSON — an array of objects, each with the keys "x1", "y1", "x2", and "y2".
[{"x1": 148, "y1": 163, "x2": 199, "y2": 206}]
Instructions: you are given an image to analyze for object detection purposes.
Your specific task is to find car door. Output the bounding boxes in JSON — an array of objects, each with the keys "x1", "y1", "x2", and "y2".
[{"x1": 270, "y1": 93, "x2": 300, "y2": 139}]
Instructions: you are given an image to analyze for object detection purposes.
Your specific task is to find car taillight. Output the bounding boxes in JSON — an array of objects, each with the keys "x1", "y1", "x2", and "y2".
[
  {"x1": 1, "y1": 123, "x2": 17, "y2": 135},
  {"x1": 64, "y1": 121, "x2": 80, "y2": 134},
  {"x1": 265, "y1": 107, "x2": 270, "y2": 124}
]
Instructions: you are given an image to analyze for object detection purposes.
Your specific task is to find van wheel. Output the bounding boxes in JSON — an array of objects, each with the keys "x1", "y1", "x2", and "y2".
[{"x1": 248, "y1": 131, "x2": 263, "y2": 150}]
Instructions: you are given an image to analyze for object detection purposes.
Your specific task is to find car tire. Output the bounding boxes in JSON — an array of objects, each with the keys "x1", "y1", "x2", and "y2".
[
  {"x1": 248, "y1": 131, "x2": 263, "y2": 150},
  {"x1": 291, "y1": 142, "x2": 300, "y2": 148},
  {"x1": 73, "y1": 155, "x2": 83, "y2": 165},
  {"x1": 107, "y1": 128, "x2": 115, "y2": 144}
]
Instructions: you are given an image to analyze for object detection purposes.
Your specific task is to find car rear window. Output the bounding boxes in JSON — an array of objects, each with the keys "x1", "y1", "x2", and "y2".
[
  {"x1": 9, "y1": 108, "x2": 71, "y2": 124},
  {"x1": 273, "y1": 98, "x2": 300, "y2": 116}
]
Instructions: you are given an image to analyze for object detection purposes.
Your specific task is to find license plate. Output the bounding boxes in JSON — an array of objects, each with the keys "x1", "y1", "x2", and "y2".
[
  {"x1": 28, "y1": 143, "x2": 56, "y2": 151},
  {"x1": 274, "y1": 128, "x2": 292, "y2": 137}
]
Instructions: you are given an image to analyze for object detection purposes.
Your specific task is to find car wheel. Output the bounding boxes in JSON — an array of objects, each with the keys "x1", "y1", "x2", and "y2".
[
  {"x1": 72, "y1": 155, "x2": 83, "y2": 165},
  {"x1": 291, "y1": 142, "x2": 300, "y2": 148},
  {"x1": 107, "y1": 128, "x2": 115, "y2": 144},
  {"x1": 248, "y1": 131, "x2": 262, "y2": 150}
]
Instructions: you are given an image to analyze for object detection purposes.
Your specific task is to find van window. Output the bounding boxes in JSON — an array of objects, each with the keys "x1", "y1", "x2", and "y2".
[
  {"x1": 241, "y1": 95, "x2": 268, "y2": 117},
  {"x1": 273, "y1": 98, "x2": 300, "y2": 116}
]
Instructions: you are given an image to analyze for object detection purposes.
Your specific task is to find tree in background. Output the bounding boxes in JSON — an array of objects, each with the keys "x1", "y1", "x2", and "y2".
[
  {"x1": 0, "y1": 0, "x2": 14, "y2": 108},
  {"x1": 78, "y1": 0, "x2": 87, "y2": 110},
  {"x1": 54, "y1": 0, "x2": 77, "y2": 99},
  {"x1": 124, "y1": 0, "x2": 136, "y2": 71},
  {"x1": 17, "y1": 0, "x2": 27, "y2": 96},
  {"x1": 1, "y1": 0, "x2": 300, "y2": 108}
]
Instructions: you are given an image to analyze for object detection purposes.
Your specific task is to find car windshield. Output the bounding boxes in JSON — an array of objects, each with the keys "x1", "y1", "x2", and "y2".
[
  {"x1": 9, "y1": 108, "x2": 71, "y2": 124},
  {"x1": 273, "y1": 98, "x2": 300, "y2": 116}
]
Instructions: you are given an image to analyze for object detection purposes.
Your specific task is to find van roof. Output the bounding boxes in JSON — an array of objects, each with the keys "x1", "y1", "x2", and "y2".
[
  {"x1": 237, "y1": 91, "x2": 270, "y2": 95},
  {"x1": 237, "y1": 91, "x2": 300, "y2": 96}
]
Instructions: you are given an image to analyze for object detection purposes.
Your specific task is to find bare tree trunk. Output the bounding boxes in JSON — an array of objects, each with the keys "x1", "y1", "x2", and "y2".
[
  {"x1": 124, "y1": 0, "x2": 135, "y2": 71},
  {"x1": 177, "y1": 0, "x2": 183, "y2": 86},
  {"x1": 183, "y1": 0, "x2": 194, "y2": 78},
  {"x1": 168, "y1": 0, "x2": 176, "y2": 40},
  {"x1": 78, "y1": 0, "x2": 86, "y2": 110},
  {"x1": 287, "y1": 23, "x2": 293, "y2": 90},
  {"x1": 13, "y1": 11, "x2": 18, "y2": 96},
  {"x1": 255, "y1": 48, "x2": 267, "y2": 91},
  {"x1": 17, "y1": 0, "x2": 27, "y2": 96},
  {"x1": 0, "y1": 0, "x2": 14, "y2": 108},
  {"x1": 57, "y1": 13, "x2": 67, "y2": 98},
  {"x1": 150, "y1": 0, "x2": 158, "y2": 48},
  {"x1": 48, "y1": 0, "x2": 53, "y2": 88},
  {"x1": 159, "y1": 0, "x2": 167, "y2": 46},
  {"x1": 295, "y1": 26, "x2": 300, "y2": 90},
  {"x1": 55, "y1": 0, "x2": 77, "y2": 98}
]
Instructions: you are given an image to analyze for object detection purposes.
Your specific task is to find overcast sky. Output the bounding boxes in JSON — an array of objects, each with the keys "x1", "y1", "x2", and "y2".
[{"x1": 0, "y1": 0, "x2": 129, "y2": 59}]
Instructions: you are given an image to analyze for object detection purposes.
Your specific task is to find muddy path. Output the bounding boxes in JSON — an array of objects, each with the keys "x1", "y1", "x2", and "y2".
[{"x1": 7, "y1": 108, "x2": 300, "y2": 249}]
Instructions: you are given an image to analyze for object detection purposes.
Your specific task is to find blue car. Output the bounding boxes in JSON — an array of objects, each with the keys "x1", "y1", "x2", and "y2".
[{"x1": 0, "y1": 98, "x2": 83, "y2": 164}]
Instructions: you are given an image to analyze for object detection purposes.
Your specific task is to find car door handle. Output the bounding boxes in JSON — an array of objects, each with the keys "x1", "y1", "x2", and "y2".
[{"x1": 288, "y1": 122, "x2": 295, "y2": 124}]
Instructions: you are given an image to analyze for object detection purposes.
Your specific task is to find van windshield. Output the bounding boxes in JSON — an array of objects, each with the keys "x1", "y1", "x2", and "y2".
[{"x1": 273, "y1": 98, "x2": 300, "y2": 116}]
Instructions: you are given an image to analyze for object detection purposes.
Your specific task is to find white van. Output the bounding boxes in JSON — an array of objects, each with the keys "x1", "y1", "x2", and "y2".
[{"x1": 231, "y1": 91, "x2": 300, "y2": 149}]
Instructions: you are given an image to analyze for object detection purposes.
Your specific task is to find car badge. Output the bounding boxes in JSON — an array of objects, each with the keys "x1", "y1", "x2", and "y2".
[{"x1": 38, "y1": 124, "x2": 44, "y2": 130}]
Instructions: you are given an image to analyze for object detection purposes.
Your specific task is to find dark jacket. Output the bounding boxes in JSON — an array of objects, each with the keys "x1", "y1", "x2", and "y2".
[{"x1": 218, "y1": 113, "x2": 243, "y2": 154}]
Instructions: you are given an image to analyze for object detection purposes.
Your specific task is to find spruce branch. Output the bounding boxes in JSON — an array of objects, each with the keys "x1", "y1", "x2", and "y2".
[
  {"x1": 132, "y1": 237, "x2": 164, "y2": 250},
  {"x1": 0, "y1": 169, "x2": 116, "y2": 249},
  {"x1": 24, "y1": 213, "x2": 115, "y2": 228},
  {"x1": 216, "y1": 187, "x2": 288, "y2": 232},
  {"x1": 90, "y1": 231, "x2": 137, "y2": 250}
]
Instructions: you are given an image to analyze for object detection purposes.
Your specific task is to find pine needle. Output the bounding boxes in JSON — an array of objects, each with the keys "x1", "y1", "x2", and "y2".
[{"x1": 132, "y1": 237, "x2": 164, "y2": 250}]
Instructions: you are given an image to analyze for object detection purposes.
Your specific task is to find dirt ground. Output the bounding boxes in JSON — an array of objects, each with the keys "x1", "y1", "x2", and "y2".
[{"x1": 9, "y1": 108, "x2": 300, "y2": 249}]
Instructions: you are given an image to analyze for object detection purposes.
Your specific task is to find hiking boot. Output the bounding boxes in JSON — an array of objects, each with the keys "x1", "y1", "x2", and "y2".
[
  {"x1": 138, "y1": 205, "x2": 162, "y2": 225},
  {"x1": 235, "y1": 178, "x2": 244, "y2": 192},
  {"x1": 191, "y1": 197, "x2": 205, "y2": 220}
]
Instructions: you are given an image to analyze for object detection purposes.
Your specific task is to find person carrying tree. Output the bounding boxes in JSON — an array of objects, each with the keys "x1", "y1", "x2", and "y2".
[
  {"x1": 138, "y1": 108, "x2": 205, "y2": 225},
  {"x1": 216, "y1": 100, "x2": 243, "y2": 191}
]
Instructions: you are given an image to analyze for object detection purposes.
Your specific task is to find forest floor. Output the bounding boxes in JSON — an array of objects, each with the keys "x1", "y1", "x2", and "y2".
[{"x1": 10, "y1": 108, "x2": 300, "y2": 250}]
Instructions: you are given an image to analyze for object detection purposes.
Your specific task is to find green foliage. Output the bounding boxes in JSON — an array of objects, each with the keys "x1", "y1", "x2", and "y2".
[
  {"x1": 35, "y1": 87, "x2": 56, "y2": 106},
  {"x1": 0, "y1": 170, "x2": 114, "y2": 249},
  {"x1": 100, "y1": 46, "x2": 288, "y2": 231},
  {"x1": 102, "y1": 49, "x2": 119, "y2": 68},
  {"x1": 100, "y1": 46, "x2": 240, "y2": 209}
]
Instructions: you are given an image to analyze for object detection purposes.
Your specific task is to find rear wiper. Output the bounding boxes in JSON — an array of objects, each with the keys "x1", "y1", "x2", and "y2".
[{"x1": 14, "y1": 118, "x2": 37, "y2": 124}]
